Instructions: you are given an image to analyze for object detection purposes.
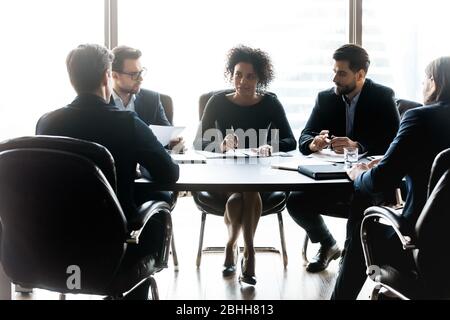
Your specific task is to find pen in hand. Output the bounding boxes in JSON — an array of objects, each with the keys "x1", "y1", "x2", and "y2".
[
  {"x1": 310, "y1": 130, "x2": 333, "y2": 150},
  {"x1": 221, "y1": 125, "x2": 238, "y2": 153},
  {"x1": 231, "y1": 125, "x2": 237, "y2": 150},
  {"x1": 310, "y1": 131, "x2": 332, "y2": 139}
]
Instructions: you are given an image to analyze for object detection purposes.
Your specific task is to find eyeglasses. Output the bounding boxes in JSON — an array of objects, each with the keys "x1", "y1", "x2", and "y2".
[{"x1": 115, "y1": 67, "x2": 147, "y2": 80}]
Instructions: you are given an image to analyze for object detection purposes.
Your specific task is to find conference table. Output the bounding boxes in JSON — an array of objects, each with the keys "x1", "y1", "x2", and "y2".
[
  {"x1": 135, "y1": 151, "x2": 353, "y2": 268},
  {"x1": 135, "y1": 151, "x2": 353, "y2": 192}
]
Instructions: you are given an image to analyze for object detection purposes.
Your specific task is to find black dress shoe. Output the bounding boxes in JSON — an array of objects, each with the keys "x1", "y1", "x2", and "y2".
[
  {"x1": 306, "y1": 243, "x2": 341, "y2": 273},
  {"x1": 222, "y1": 245, "x2": 239, "y2": 277},
  {"x1": 239, "y1": 258, "x2": 257, "y2": 285},
  {"x1": 222, "y1": 264, "x2": 237, "y2": 277}
]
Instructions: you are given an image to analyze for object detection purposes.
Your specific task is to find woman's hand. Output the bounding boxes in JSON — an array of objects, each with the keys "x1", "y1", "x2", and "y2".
[
  {"x1": 254, "y1": 144, "x2": 272, "y2": 157},
  {"x1": 220, "y1": 133, "x2": 238, "y2": 152}
]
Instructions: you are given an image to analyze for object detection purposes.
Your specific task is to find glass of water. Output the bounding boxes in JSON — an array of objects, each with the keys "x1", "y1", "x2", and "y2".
[{"x1": 344, "y1": 147, "x2": 358, "y2": 169}]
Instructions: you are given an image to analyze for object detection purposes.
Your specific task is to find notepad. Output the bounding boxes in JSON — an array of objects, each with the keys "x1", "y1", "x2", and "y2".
[
  {"x1": 297, "y1": 163, "x2": 349, "y2": 180},
  {"x1": 170, "y1": 153, "x2": 207, "y2": 164}
]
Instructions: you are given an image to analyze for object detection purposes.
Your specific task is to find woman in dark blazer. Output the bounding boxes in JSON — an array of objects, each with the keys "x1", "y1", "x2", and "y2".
[{"x1": 332, "y1": 56, "x2": 450, "y2": 299}]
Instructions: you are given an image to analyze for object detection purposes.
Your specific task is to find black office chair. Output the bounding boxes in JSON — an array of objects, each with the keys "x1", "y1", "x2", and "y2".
[
  {"x1": 396, "y1": 99, "x2": 422, "y2": 118},
  {"x1": 160, "y1": 93, "x2": 174, "y2": 125},
  {"x1": 135, "y1": 92, "x2": 179, "y2": 269},
  {"x1": 391, "y1": 99, "x2": 423, "y2": 207},
  {"x1": 0, "y1": 136, "x2": 173, "y2": 299},
  {"x1": 157, "y1": 93, "x2": 179, "y2": 269},
  {"x1": 361, "y1": 148, "x2": 450, "y2": 299},
  {"x1": 193, "y1": 90, "x2": 289, "y2": 268}
]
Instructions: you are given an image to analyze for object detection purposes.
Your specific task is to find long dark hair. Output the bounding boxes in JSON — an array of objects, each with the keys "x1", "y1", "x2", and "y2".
[{"x1": 425, "y1": 56, "x2": 450, "y2": 104}]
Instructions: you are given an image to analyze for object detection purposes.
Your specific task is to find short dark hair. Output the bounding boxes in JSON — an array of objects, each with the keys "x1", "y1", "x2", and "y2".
[
  {"x1": 111, "y1": 46, "x2": 142, "y2": 72},
  {"x1": 333, "y1": 44, "x2": 370, "y2": 73},
  {"x1": 425, "y1": 56, "x2": 450, "y2": 104},
  {"x1": 66, "y1": 44, "x2": 113, "y2": 94},
  {"x1": 225, "y1": 45, "x2": 274, "y2": 91}
]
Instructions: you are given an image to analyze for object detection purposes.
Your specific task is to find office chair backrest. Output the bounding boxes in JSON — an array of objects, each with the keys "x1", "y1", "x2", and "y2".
[
  {"x1": 414, "y1": 169, "x2": 450, "y2": 298},
  {"x1": 0, "y1": 137, "x2": 128, "y2": 294},
  {"x1": 198, "y1": 89, "x2": 278, "y2": 121},
  {"x1": 396, "y1": 99, "x2": 422, "y2": 119},
  {"x1": 160, "y1": 93, "x2": 174, "y2": 125},
  {"x1": 415, "y1": 149, "x2": 450, "y2": 298},
  {"x1": 0, "y1": 135, "x2": 117, "y2": 192},
  {"x1": 198, "y1": 89, "x2": 233, "y2": 120},
  {"x1": 427, "y1": 148, "x2": 450, "y2": 196}
]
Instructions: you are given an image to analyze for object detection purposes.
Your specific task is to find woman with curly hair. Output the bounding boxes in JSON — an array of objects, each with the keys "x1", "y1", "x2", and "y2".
[{"x1": 195, "y1": 45, "x2": 296, "y2": 285}]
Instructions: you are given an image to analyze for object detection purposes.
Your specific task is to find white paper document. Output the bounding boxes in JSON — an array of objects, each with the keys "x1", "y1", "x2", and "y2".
[
  {"x1": 149, "y1": 125, "x2": 185, "y2": 146},
  {"x1": 239, "y1": 148, "x2": 292, "y2": 157},
  {"x1": 170, "y1": 152, "x2": 207, "y2": 164},
  {"x1": 196, "y1": 149, "x2": 292, "y2": 159},
  {"x1": 309, "y1": 149, "x2": 366, "y2": 163},
  {"x1": 196, "y1": 150, "x2": 249, "y2": 159},
  {"x1": 271, "y1": 158, "x2": 329, "y2": 171}
]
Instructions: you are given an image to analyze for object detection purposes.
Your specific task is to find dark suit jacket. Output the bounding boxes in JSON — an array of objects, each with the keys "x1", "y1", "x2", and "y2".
[
  {"x1": 355, "y1": 101, "x2": 450, "y2": 223},
  {"x1": 134, "y1": 89, "x2": 171, "y2": 126},
  {"x1": 299, "y1": 79, "x2": 400, "y2": 156},
  {"x1": 110, "y1": 88, "x2": 170, "y2": 126},
  {"x1": 36, "y1": 94, "x2": 179, "y2": 220}
]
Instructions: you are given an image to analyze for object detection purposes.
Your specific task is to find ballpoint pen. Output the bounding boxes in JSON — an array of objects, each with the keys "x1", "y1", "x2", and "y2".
[
  {"x1": 230, "y1": 125, "x2": 237, "y2": 150},
  {"x1": 310, "y1": 131, "x2": 332, "y2": 139},
  {"x1": 220, "y1": 125, "x2": 237, "y2": 154}
]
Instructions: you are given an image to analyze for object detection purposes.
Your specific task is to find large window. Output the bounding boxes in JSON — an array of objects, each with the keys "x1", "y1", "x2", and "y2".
[
  {"x1": 363, "y1": 0, "x2": 450, "y2": 103},
  {"x1": 2, "y1": 1, "x2": 448, "y2": 143},
  {"x1": 0, "y1": 0, "x2": 104, "y2": 141},
  {"x1": 118, "y1": 0, "x2": 348, "y2": 138}
]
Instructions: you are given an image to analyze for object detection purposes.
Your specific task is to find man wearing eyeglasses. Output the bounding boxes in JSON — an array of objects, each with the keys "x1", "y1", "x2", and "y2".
[
  {"x1": 111, "y1": 46, "x2": 185, "y2": 152},
  {"x1": 111, "y1": 46, "x2": 182, "y2": 207}
]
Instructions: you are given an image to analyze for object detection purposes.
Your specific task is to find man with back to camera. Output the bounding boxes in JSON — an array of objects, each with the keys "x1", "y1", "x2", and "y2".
[
  {"x1": 36, "y1": 45, "x2": 179, "y2": 298},
  {"x1": 286, "y1": 44, "x2": 400, "y2": 273}
]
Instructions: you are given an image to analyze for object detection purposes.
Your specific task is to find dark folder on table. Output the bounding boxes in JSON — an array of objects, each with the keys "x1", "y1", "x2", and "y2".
[{"x1": 297, "y1": 163, "x2": 348, "y2": 180}]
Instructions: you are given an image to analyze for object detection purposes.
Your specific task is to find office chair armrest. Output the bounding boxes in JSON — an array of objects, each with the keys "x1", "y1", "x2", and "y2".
[
  {"x1": 126, "y1": 201, "x2": 171, "y2": 244},
  {"x1": 360, "y1": 206, "x2": 416, "y2": 270}
]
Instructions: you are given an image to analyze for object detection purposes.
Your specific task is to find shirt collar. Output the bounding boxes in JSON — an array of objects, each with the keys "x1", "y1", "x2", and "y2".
[
  {"x1": 342, "y1": 91, "x2": 361, "y2": 107},
  {"x1": 112, "y1": 89, "x2": 136, "y2": 110}
]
